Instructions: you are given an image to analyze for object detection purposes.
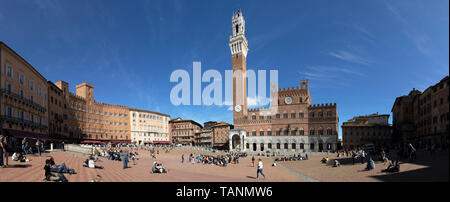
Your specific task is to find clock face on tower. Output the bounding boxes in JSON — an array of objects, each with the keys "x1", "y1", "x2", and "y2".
[
  {"x1": 234, "y1": 105, "x2": 242, "y2": 112},
  {"x1": 285, "y1": 97, "x2": 293, "y2": 104}
]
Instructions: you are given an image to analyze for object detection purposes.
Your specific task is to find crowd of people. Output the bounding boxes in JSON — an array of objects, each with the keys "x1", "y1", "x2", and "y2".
[
  {"x1": 0, "y1": 136, "x2": 47, "y2": 168},
  {"x1": 184, "y1": 153, "x2": 232, "y2": 167},
  {"x1": 274, "y1": 154, "x2": 309, "y2": 162}
]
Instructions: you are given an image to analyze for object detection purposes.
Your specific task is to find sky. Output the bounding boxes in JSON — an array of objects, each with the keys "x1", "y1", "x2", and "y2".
[{"x1": 0, "y1": 0, "x2": 448, "y2": 138}]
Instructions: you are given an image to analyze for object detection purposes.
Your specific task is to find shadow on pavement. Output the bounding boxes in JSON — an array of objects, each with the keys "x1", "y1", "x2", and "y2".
[
  {"x1": 369, "y1": 166, "x2": 448, "y2": 182},
  {"x1": 7, "y1": 164, "x2": 32, "y2": 168}
]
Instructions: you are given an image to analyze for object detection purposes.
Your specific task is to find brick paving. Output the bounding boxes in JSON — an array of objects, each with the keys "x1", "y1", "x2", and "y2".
[
  {"x1": 1, "y1": 148, "x2": 446, "y2": 182},
  {"x1": 0, "y1": 147, "x2": 304, "y2": 182},
  {"x1": 279, "y1": 150, "x2": 449, "y2": 182}
]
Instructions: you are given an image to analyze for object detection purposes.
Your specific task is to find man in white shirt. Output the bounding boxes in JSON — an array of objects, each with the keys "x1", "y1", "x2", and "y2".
[{"x1": 256, "y1": 159, "x2": 266, "y2": 180}]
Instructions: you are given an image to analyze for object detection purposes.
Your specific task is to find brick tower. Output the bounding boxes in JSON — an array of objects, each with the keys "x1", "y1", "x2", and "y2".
[{"x1": 230, "y1": 10, "x2": 248, "y2": 123}]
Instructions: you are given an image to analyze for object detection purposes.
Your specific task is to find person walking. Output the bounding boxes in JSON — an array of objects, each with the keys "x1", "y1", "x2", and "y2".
[
  {"x1": 251, "y1": 156, "x2": 255, "y2": 167},
  {"x1": 120, "y1": 150, "x2": 129, "y2": 169},
  {"x1": 0, "y1": 135, "x2": 5, "y2": 168},
  {"x1": 2, "y1": 136, "x2": 9, "y2": 167},
  {"x1": 408, "y1": 143, "x2": 416, "y2": 162},
  {"x1": 256, "y1": 158, "x2": 266, "y2": 180},
  {"x1": 36, "y1": 139, "x2": 41, "y2": 157},
  {"x1": 361, "y1": 150, "x2": 366, "y2": 164},
  {"x1": 22, "y1": 138, "x2": 28, "y2": 154},
  {"x1": 181, "y1": 154, "x2": 184, "y2": 164}
]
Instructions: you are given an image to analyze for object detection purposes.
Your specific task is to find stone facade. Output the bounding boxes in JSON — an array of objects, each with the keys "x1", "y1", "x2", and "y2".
[
  {"x1": 130, "y1": 109, "x2": 170, "y2": 145},
  {"x1": 47, "y1": 81, "x2": 70, "y2": 139},
  {"x1": 342, "y1": 113, "x2": 392, "y2": 149},
  {"x1": 228, "y1": 11, "x2": 339, "y2": 153},
  {"x1": 169, "y1": 117, "x2": 202, "y2": 146},
  {"x1": 392, "y1": 76, "x2": 449, "y2": 147}
]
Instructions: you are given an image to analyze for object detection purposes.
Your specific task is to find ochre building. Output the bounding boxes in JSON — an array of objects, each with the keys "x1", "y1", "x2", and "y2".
[
  {"x1": 1, "y1": 42, "x2": 49, "y2": 141},
  {"x1": 342, "y1": 113, "x2": 392, "y2": 149}
]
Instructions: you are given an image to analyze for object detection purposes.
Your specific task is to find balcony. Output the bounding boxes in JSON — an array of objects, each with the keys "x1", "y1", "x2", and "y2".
[
  {"x1": 0, "y1": 115, "x2": 48, "y2": 130},
  {"x1": 1, "y1": 89, "x2": 47, "y2": 112}
]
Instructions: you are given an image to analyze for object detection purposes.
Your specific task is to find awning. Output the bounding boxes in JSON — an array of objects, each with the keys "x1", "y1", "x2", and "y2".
[
  {"x1": 110, "y1": 140, "x2": 131, "y2": 144},
  {"x1": 153, "y1": 141, "x2": 170, "y2": 144},
  {"x1": 4, "y1": 129, "x2": 51, "y2": 140},
  {"x1": 81, "y1": 140, "x2": 105, "y2": 144}
]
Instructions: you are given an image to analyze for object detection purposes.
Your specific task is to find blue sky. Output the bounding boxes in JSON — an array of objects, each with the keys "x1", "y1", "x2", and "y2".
[{"x1": 0, "y1": 0, "x2": 448, "y2": 138}]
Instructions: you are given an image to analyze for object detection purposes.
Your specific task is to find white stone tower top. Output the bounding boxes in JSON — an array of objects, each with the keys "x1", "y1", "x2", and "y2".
[{"x1": 229, "y1": 10, "x2": 248, "y2": 57}]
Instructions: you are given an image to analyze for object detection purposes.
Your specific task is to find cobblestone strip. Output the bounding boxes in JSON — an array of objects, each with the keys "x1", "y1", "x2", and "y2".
[{"x1": 277, "y1": 163, "x2": 320, "y2": 182}]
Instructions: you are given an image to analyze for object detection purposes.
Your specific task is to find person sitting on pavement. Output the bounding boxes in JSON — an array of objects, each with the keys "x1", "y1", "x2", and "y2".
[
  {"x1": 90, "y1": 175, "x2": 103, "y2": 182},
  {"x1": 321, "y1": 157, "x2": 329, "y2": 164},
  {"x1": 382, "y1": 160, "x2": 400, "y2": 173},
  {"x1": 366, "y1": 158, "x2": 375, "y2": 170},
  {"x1": 12, "y1": 152, "x2": 30, "y2": 162},
  {"x1": 44, "y1": 159, "x2": 68, "y2": 182},
  {"x1": 83, "y1": 156, "x2": 104, "y2": 169},
  {"x1": 151, "y1": 161, "x2": 167, "y2": 173},
  {"x1": 48, "y1": 157, "x2": 75, "y2": 174},
  {"x1": 333, "y1": 160, "x2": 341, "y2": 167}
]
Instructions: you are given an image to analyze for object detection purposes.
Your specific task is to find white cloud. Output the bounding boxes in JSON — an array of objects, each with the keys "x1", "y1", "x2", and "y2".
[
  {"x1": 247, "y1": 96, "x2": 270, "y2": 108},
  {"x1": 307, "y1": 65, "x2": 365, "y2": 77},
  {"x1": 329, "y1": 50, "x2": 370, "y2": 65},
  {"x1": 383, "y1": 0, "x2": 431, "y2": 55}
]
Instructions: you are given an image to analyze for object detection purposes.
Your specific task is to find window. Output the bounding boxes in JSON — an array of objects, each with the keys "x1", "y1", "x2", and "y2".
[
  {"x1": 252, "y1": 115, "x2": 256, "y2": 120},
  {"x1": 291, "y1": 113, "x2": 296, "y2": 118},
  {"x1": 299, "y1": 97, "x2": 302, "y2": 103},
  {"x1": 252, "y1": 131, "x2": 256, "y2": 136},
  {"x1": 310, "y1": 129, "x2": 315, "y2": 135},
  {"x1": 284, "y1": 143, "x2": 288, "y2": 149},
  {"x1": 327, "y1": 111, "x2": 332, "y2": 117},
  {"x1": 276, "y1": 130, "x2": 280, "y2": 136},
  {"x1": 310, "y1": 143, "x2": 315, "y2": 150},
  {"x1": 310, "y1": 112, "x2": 315, "y2": 118},
  {"x1": 284, "y1": 129, "x2": 288, "y2": 136},
  {"x1": 276, "y1": 114, "x2": 280, "y2": 119},
  {"x1": 260, "y1": 131, "x2": 264, "y2": 136},
  {"x1": 291, "y1": 130, "x2": 296, "y2": 136},
  {"x1": 267, "y1": 131, "x2": 272, "y2": 136},
  {"x1": 6, "y1": 64, "x2": 13, "y2": 77},
  {"x1": 327, "y1": 129, "x2": 332, "y2": 135},
  {"x1": 267, "y1": 115, "x2": 271, "y2": 120},
  {"x1": 19, "y1": 73, "x2": 25, "y2": 84},
  {"x1": 5, "y1": 106, "x2": 13, "y2": 117},
  {"x1": 259, "y1": 115, "x2": 264, "y2": 120},
  {"x1": 283, "y1": 113, "x2": 288, "y2": 119},
  {"x1": 299, "y1": 113, "x2": 304, "y2": 118},
  {"x1": 29, "y1": 80, "x2": 34, "y2": 91},
  {"x1": 6, "y1": 82, "x2": 12, "y2": 93},
  {"x1": 268, "y1": 143, "x2": 272, "y2": 149},
  {"x1": 318, "y1": 112, "x2": 323, "y2": 117},
  {"x1": 277, "y1": 143, "x2": 281, "y2": 149},
  {"x1": 292, "y1": 143, "x2": 296, "y2": 149},
  {"x1": 19, "y1": 90, "x2": 24, "y2": 99},
  {"x1": 318, "y1": 129, "x2": 323, "y2": 135},
  {"x1": 300, "y1": 129, "x2": 304, "y2": 135}
]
